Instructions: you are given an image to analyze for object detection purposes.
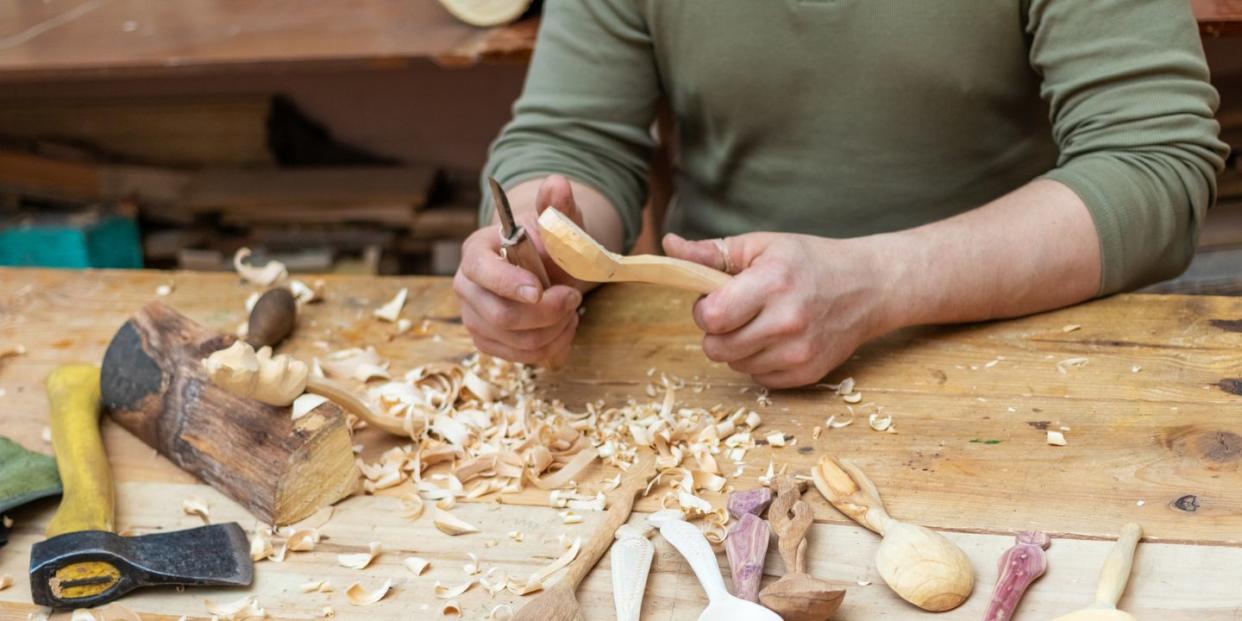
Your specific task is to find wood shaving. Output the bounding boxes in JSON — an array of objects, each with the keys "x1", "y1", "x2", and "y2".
[
  {"x1": 1056, "y1": 357, "x2": 1089, "y2": 374},
  {"x1": 1047, "y1": 431, "x2": 1068, "y2": 446},
  {"x1": 434, "y1": 507, "x2": 480, "y2": 535},
  {"x1": 400, "y1": 494, "x2": 426, "y2": 520},
  {"x1": 27, "y1": 611, "x2": 50, "y2": 621},
  {"x1": 765, "y1": 432, "x2": 786, "y2": 447},
  {"x1": 155, "y1": 284, "x2": 173, "y2": 296},
  {"x1": 559, "y1": 510, "x2": 583, "y2": 524},
  {"x1": 249, "y1": 525, "x2": 273, "y2": 561},
  {"x1": 435, "y1": 579, "x2": 477, "y2": 599},
  {"x1": 292, "y1": 393, "x2": 330, "y2": 421},
  {"x1": 374, "y1": 288, "x2": 408, "y2": 322},
  {"x1": 182, "y1": 496, "x2": 210, "y2": 523},
  {"x1": 826, "y1": 415, "x2": 854, "y2": 429},
  {"x1": 41, "y1": 426, "x2": 51, "y2": 443},
  {"x1": 479, "y1": 567, "x2": 509, "y2": 596},
  {"x1": 463, "y1": 552, "x2": 481, "y2": 576},
  {"x1": 233, "y1": 248, "x2": 287, "y2": 286},
  {"x1": 868, "y1": 414, "x2": 892, "y2": 432},
  {"x1": 404, "y1": 556, "x2": 431, "y2": 576},
  {"x1": 346, "y1": 579, "x2": 392, "y2": 606},
  {"x1": 0, "y1": 575, "x2": 10, "y2": 590},
  {"x1": 487, "y1": 604, "x2": 515, "y2": 620},
  {"x1": 288, "y1": 279, "x2": 324, "y2": 305},
  {"x1": 321, "y1": 347, "x2": 390, "y2": 383},
  {"x1": 513, "y1": 536, "x2": 581, "y2": 595},
  {"x1": 441, "y1": 601, "x2": 462, "y2": 617},
  {"x1": 70, "y1": 611, "x2": 95, "y2": 621},
  {"x1": 337, "y1": 541, "x2": 382, "y2": 569},
  {"x1": 286, "y1": 529, "x2": 320, "y2": 551},
  {"x1": 205, "y1": 595, "x2": 267, "y2": 620},
  {"x1": 1062, "y1": 324, "x2": 1082, "y2": 333},
  {"x1": 300, "y1": 580, "x2": 332, "y2": 593},
  {"x1": 203, "y1": 341, "x2": 308, "y2": 406},
  {"x1": 321, "y1": 607, "x2": 335, "y2": 618},
  {"x1": 842, "y1": 392, "x2": 863, "y2": 404}
]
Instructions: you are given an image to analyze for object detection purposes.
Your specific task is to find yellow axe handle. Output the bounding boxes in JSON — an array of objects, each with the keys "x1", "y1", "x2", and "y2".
[{"x1": 45, "y1": 364, "x2": 114, "y2": 537}]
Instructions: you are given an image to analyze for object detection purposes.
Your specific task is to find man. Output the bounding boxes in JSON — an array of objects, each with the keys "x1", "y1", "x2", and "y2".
[{"x1": 454, "y1": 0, "x2": 1228, "y2": 388}]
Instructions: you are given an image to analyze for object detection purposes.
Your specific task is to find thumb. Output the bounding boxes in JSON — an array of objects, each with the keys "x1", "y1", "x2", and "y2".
[
  {"x1": 663, "y1": 233, "x2": 747, "y2": 275},
  {"x1": 535, "y1": 174, "x2": 583, "y2": 227}
]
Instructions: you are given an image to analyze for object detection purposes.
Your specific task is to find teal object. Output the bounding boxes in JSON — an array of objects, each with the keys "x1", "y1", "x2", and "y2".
[
  {"x1": 0, "y1": 436, "x2": 62, "y2": 515},
  {"x1": 0, "y1": 215, "x2": 142, "y2": 269}
]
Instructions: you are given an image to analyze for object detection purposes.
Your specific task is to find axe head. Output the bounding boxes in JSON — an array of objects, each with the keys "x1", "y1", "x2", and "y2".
[{"x1": 29, "y1": 522, "x2": 253, "y2": 608}]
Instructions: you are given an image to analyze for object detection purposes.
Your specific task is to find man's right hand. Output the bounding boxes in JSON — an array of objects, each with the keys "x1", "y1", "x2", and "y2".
[{"x1": 453, "y1": 175, "x2": 587, "y2": 367}]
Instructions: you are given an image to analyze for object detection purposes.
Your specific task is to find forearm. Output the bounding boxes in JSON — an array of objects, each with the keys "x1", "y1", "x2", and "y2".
[{"x1": 876, "y1": 179, "x2": 1101, "y2": 331}]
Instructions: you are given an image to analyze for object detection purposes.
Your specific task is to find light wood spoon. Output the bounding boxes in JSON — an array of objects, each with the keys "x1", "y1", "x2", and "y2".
[
  {"x1": 511, "y1": 454, "x2": 657, "y2": 621},
  {"x1": 538, "y1": 207, "x2": 732, "y2": 294},
  {"x1": 1051, "y1": 523, "x2": 1143, "y2": 621},
  {"x1": 649, "y1": 510, "x2": 782, "y2": 621},
  {"x1": 811, "y1": 455, "x2": 974, "y2": 612}
]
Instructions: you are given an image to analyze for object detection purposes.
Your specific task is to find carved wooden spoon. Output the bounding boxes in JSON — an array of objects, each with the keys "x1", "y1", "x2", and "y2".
[
  {"x1": 983, "y1": 531, "x2": 1050, "y2": 621},
  {"x1": 759, "y1": 477, "x2": 846, "y2": 621},
  {"x1": 1051, "y1": 523, "x2": 1142, "y2": 621},
  {"x1": 725, "y1": 487, "x2": 772, "y2": 602},
  {"x1": 649, "y1": 510, "x2": 782, "y2": 621},
  {"x1": 511, "y1": 454, "x2": 657, "y2": 621},
  {"x1": 538, "y1": 208, "x2": 732, "y2": 294},
  {"x1": 811, "y1": 455, "x2": 974, "y2": 612}
]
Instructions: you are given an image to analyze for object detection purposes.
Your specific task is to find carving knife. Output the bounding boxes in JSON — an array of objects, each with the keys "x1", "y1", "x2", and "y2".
[{"x1": 488, "y1": 177, "x2": 551, "y2": 288}]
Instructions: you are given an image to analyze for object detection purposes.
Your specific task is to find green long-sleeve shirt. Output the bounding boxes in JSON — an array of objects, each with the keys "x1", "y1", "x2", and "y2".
[{"x1": 483, "y1": 0, "x2": 1229, "y2": 294}]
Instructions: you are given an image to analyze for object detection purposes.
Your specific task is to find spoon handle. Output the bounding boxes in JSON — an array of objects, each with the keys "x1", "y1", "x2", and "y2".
[
  {"x1": 1093, "y1": 523, "x2": 1143, "y2": 608},
  {"x1": 658, "y1": 517, "x2": 731, "y2": 602},
  {"x1": 610, "y1": 531, "x2": 654, "y2": 621},
  {"x1": 811, "y1": 455, "x2": 893, "y2": 535},
  {"x1": 616, "y1": 255, "x2": 732, "y2": 294}
]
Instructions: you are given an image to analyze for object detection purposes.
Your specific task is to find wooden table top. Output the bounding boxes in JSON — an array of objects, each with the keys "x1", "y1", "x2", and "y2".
[
  {"x1": 1, "y1": 268, "x2": 1241, "y2": 619},
  {"x1": 0, "y1": 1, "x2": 1238, "y2": 81}
]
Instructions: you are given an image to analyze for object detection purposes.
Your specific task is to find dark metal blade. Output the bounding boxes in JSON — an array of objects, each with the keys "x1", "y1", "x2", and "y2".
[
  {"x1": 29, "y1": 523, "x2": 254, "y2": 608},
  {"x1": 488, "y1": 177, "x2": 519, "y2": 238}
]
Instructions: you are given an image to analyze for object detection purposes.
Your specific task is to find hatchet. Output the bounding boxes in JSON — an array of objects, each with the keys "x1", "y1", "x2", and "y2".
[{"x1": 28, "y1": 364, "x2": 253, "y2": 608}]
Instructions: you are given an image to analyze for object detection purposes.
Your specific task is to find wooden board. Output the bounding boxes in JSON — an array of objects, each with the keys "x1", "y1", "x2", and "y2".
[
  {"x1": 1, "y1": 268, "x2": 1241, "y2": 618},
  {"x1": 0, "y1": 1, "x2": 538, "y2": 81}
]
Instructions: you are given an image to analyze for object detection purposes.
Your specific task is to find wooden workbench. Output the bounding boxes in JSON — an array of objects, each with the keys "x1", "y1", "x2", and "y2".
[{"x1": 1, "y1": 268, "x2": 1241, "y2": 619}]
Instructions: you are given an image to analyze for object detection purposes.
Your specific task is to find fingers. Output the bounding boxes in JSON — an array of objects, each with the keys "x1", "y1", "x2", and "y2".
[
  {"x1": 460, "y1": 302, "x2": 576, "y2": 351},
  {"x1": 691, "y1": 271, "x2": 768, "y2": 335},
  {"x1": 662, "y1": 233, "x2": 731, "y2": 273},
  {"x1": 460, "y1": 227, "x2": 547, "y2": 304},
  {"x1": 469, "y1": 312, "x2": 580, "y2": 367},
  {"x1": 534, "y1": 174, "x2": 584, "y2": 225},
  {"x1": 456, "y1": 276, "x2": 581, "y2": 331}
]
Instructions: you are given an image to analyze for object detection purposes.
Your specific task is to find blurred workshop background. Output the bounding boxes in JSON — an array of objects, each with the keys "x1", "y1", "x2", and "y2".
[{"x1": 0, "y1": 0, "x2": 1238, "y2": 292}]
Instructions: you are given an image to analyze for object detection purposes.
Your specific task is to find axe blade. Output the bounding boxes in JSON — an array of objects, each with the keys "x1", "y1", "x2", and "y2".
[{"x1": 29, "y1": 522, "x2": 253, "y2": 608}]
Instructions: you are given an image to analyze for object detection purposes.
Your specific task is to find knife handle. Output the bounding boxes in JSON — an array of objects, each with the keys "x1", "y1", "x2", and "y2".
[
  {"x1": 503, "y1": 232, "x2": 552, "y2": 289},
  {"x1": 45, "y1": 364, "x2": 113, "y2": 537}
]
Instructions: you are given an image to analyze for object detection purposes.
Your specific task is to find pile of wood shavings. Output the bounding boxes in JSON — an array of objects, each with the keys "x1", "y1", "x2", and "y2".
[{"x1": 337, "y1": 347, "x2": 780, "y2": 518}]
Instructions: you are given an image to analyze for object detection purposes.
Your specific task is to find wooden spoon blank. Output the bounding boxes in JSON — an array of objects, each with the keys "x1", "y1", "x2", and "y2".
[
  {"x1": 1051, "y1": 523, "x2": 1142, "y2": 621},
  {"x1": 538, "y1": 208, "x2": 731, "y2": 294}
]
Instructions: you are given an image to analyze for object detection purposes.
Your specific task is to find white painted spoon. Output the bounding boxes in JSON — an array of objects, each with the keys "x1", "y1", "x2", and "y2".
[
  {"x1": 649, "y1": 510, "x2": 782, "y2": 621},
  {"x1": 610, "y1": 523, "x2": 654, "y2": 621}
]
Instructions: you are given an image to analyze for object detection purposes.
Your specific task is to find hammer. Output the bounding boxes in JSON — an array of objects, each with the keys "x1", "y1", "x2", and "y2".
[{"x1": 29, "y1": 364, "x2": 253, "y2": 608}]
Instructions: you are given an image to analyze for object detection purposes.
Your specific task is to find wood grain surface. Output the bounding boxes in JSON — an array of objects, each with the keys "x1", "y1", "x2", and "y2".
[{"x1": 1, "y1": 268, "x2": 1241, "y2": 619}]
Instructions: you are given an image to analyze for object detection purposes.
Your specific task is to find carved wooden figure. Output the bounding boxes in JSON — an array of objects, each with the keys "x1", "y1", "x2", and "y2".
[
  {"x1": 758, "y1": 477, "x2": 846, "y2": 621},
  {"x1": 983, "y1": 531, "x2": 1050, "y2": 621},
  {"x1": 725, "y1": 513, "x2": 770, "y2": 602}
]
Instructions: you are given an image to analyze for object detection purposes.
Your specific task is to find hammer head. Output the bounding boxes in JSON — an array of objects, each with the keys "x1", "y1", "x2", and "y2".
[{"x1": 29, "y1": 522, "x2": 253, "y2": 608}]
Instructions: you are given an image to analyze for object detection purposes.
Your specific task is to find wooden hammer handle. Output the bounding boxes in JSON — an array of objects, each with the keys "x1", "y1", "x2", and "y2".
[{"x1": 45, "y1": 364, "x2": 113, "y2": 537}]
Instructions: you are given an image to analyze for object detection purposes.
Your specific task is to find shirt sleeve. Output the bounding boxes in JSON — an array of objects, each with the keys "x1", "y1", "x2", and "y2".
[
  {"x1": 1027, "y1": 0, "x2": 1230, "y2": 295},
  {"x1": 481, "y1": 0, "x2": 660, "y2": 251}
]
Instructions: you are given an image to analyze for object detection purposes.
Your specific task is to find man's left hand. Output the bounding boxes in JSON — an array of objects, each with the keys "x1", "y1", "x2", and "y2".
[{"x1": 663, "y1": 231, "x2": 905, "y2": 388}]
